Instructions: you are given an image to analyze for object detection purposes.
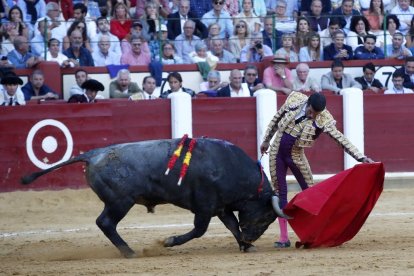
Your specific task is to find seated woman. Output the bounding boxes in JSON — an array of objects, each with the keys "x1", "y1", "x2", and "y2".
[
  {"x1": 199, "y1": 70, "x2": 228, "y2": 95},
  {"x1": 189, "y1": 41, "x2": 218, "y2": 64},
  {"x1": 0, "y1": 22, "x2": 19, "y2": 56},
  {"x1": 299, "y1": 32, "x2": 323, "y2": 61},
  {"x1": 160, "y1": 72, "x2": 195, "y2": 98},
  {"x1": 204, "y1": 23, "x2": 221, "y2": 50},
  {"x1": 294, "y1": 16, "x2": 312, "y2": 52},
  {"x1": 228, "y1": 19, "x2": 250, "y2": 62},
  {"x1": 62, "y1": 21, "x2": 92, "y2": 52},
  {"x1": 5, "y1": 6, "x2": 29, "y2": 39},
  {"x1": 346, "y1": 15, "x2": 378, "y2": 51},
  {"x1": 157, "y1": 41, "x2": 183, "y2": 65},
  {"x1": 363, "y1": 0, "x2": 385, "y2": 35},
  {"x1": 139, "y1": 1, "x2": 166, "y2": 41},
  {"x1": 275, "y1": 33, "x2": 299, "y2": 62},
  {"x1": 110, "y1": 2, "x2": 132, "y2": 41}
]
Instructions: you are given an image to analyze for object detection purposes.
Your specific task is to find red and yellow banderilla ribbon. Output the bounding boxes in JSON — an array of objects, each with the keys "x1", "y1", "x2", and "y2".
[
  {"x1": 165, "y1": 134, "x2": 188, "y2": 175},
  {"x1": 177, "y1": 138, "x2": 197, "y2": 186}
]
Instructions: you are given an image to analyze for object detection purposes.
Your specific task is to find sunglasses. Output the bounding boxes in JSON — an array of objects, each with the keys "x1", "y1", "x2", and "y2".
[
  {"x1": 214, "y1": 1, "x2": 224, "y2": 5},
  {"x1": 236, "y1": 25, "x2": 246, "y2": 29},
  {"x1": 246, "y1": 73, "x2": 257, "y2": 76}
]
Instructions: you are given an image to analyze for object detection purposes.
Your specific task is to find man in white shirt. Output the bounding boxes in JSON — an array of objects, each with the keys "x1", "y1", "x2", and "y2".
[
  {"x1": 129, "y1": 76, "x2": 158, "y2": 100},
  {"x1": 92, "y1": 35, "x2": 121, "y2": 66},
  {"x1": 91, "y1": 17, "x2": 122, "y2": 56},
  {"x1": 292, "y1": 63, "x2": 321, "y2": 93},
  {"x1": 217, "y1": 69, "x2": 251, "y2": 97},
  {"x1": 0, "y1": 74, "x2": 26, "y2": 106},
  {"x1": 390, "y1": 0, "x2": 414, "y2": 35},
  {"x1": 384, "y1": 70, "x2": 414, "y2": 94}
]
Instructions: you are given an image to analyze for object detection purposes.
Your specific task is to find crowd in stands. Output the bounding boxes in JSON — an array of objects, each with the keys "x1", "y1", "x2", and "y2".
[{"x1": 1, "y1": 0, "x2": 414, "y2": 104}]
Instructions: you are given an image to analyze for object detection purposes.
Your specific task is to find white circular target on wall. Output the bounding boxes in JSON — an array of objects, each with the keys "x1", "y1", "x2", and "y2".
[{"x1": 26, "y1": 119, "x2": 73, "y2": 169}]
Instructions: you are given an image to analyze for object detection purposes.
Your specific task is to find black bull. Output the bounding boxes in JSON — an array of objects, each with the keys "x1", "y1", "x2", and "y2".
[{"x1": 21, "y1": 138, "x2": 278, "y2": 258}]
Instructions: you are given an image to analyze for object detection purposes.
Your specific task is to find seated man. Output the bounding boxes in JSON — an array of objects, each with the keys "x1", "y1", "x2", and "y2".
[
  {"x1": 354, "y1": 34, "x2": 385, "y2": 60},
  {"x1": 70, "y1": 69, "x2": 88, "y2": 96},
  {"x1": 263, "y1": 55, "x2": 293, "y2": 95},
  {"x1": 354, "y1": 62, "x2": 385, "y2": 93},
  {"x1": 92, "y1": 34, "x2": 121, "y2": 66},
  {"x1": 242, "y1": 64, "x2": 266, "y2": 96},
  {"x1": 386, "y1": 32, "x2": 412, "y2": 60},
  {"x1": 210, "y1": 38, "x2": 237, "y2": 63},
  {"x1": 292, "y1": 63, "x2": 321, "y2": 93},
  {"x1": 121, "y1": 35, "x2": 151, "y2": 66},
  {"x1": 217, "y1": 69, "x2": 251, "y2": 97},
  {"x1": 384, "y1": 70, "x2": 414, "y2": 94},
  {"x1": 199, "y1": 70, "x2": 228, "y2": 95},
  {"x1": 0, "y1": 73, "x2": 25, "y2": 106},
  {"x1": 7, "y1": 36, "x2": 43, "y2": 69},
  {"x1": 323, "y1": 30, "x2": 353, "y2": 61},
  {"x1": 63, "y1": 30, "x2": 95, "y2": 67},
  {"x1": 240, "y1": 32, "x2": 273, "y2": 63},
  {"x1": 68, "y1": 79, "x2": 105, "y2": 103},
  {"x1": 109, "y1": 69, "x2": 143, "y2": 98},
  {"x1": 321, "y1": 59, "x2": 362, "y2": 94},
  {"x1": 129, "y1": 76, "x2": 158, "y2": 100},
  {"x1": 393, "y1": 56, "x2": 414, "y2": 89},
  {"x1": 21, "y1": 70, "x2": 59, "y2": 101}
]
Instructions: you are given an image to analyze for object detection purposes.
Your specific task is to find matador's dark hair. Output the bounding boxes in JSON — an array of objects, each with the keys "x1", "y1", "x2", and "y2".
[{"x1": 308, "y1": 93, "x2": 326, "y2": 112}]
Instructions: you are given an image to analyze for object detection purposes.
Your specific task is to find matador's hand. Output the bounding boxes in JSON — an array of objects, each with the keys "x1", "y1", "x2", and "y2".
[{"x1": 260, "y1": 141, "x2": 270, "y2": 154}]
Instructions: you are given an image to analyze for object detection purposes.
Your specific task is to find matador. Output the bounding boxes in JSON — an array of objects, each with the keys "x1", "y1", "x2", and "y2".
[{"x1": 260, "y1": 92, "x2": 374, "y2": 248}]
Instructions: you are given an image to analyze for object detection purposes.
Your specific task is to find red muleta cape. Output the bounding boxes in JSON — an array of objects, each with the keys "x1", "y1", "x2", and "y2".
[{"x1": 284, "y1": 163, "x2": 385, "y2": 248}]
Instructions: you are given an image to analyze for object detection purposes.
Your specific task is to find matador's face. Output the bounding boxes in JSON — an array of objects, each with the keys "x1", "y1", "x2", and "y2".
[{"x1": 305, "y1": 104, "x2": 322, "y2": 120}]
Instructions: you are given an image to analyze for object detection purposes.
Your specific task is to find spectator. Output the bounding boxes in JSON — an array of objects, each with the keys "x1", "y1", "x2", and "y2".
[
  {"x1": 346, "y1": 15, "x2": 374, "y2": 51},
  {"x1": 390, "y1": 0, "x2": 414, "y2": 35},
  {"x1": 223, "y1": 0, "x2": 239, "y2": 16},
  {"x1": 129, "y1": 76, "x2": 158, "y2": 100},
  {"x1": 234, "y1": 0, "x2": 261, "y2": 33},
  {"x1": 120, "y1": 35, "x2": 151, "y2": 65},
  {"x1": 405, "y1": 17, "x2": 414, "y2": 54},
  {"x1": 70, "y1": 69, "x2": 88, "y2": 96},
  {"x1": 139, "y1": 1, "x2": 166, "y2": 41},
  {"x1": 263, "y1": 55, "x2": 293, "y2": 95},
  {"x1": 323, "y1": 30, "x2": 353, "y2": 61},
  {"x1": 228, "y1": 20, "x2": 250, "y2": 62},
  {"x1": 384, "y1": 70, "x2": 414, "y2": 94},
  {"x1": 363, "y1": 0, "x2": 385, "y2": 35},
  {"x1": 299, "y1": 32, "x2": 323, "y2": 62},
  {"x1": 378, "y1": 14, "x2": 401, "y2": 49},
  {"x1": 110, "y1": 2, "x2": 132, "y2": 41},
  {"x1": 354, "y1": 62, "x2": 385, "y2": 93},
  {"x1": 240, "y1": 32, "x2": 273, "y2": 63},
  {"x1": 240, "y1": 0, "x2": 267, "y2": 18},
  {"x1": 31, "y1": 19, "x2": 51, "y2": 57},
  {"x1": 301, "y1": 0, "x2": 331, "y2": 20},
  {"x1": 266, "y1": 0, "x2": 298, "y2": 20},
  {"x1": 167, "y1": 0, "x2": 208, "y2": 40},
  {"x1": 17, "y1": 0, "x2": 46, "y2": 36},
  {"x1": 92, "y1": 34, "x2": 121, "y2": 66},
  {"x1": 393, "y1": 56, "x2": 414, "y2": 89},
  {"x1": 7, "y1": 36, "x2": 43, "y2": 69},
  {"x1": 331, "y1": 0, "x2": 361, "y2": 34},
  {"x1": 21, "y1": 70, "x2": 59, "y2": 101},
  {"x1": 5, "y1": 6, "x2": 29, "y2": 39},
  {"x1": 107, "y1": 0, "x2": 131, "y2": 17},
  {"x1": 68, "y1": 3, "x2": 97, "y2": 40},
  {"x1": 1, "y1": 21, "x2": 19, "y2": 56},
  {"x1": 45, "y1": 0, "x2": 73, "y2": 21},
  {"x1": 63, "y1": 21, "x2": 92, "y2": 52},
  {"x1": 201, "y1": 0, "x2": 233, "y2": 39},
  {"x1": 354, "y1": 34, "x2": 384, "y2": 60},
  {"x1": 262, "y1": 16, "x2": 283, "y2": 51},
  {"x1": 211, "y1": 38, "x2": 237, "y2": 63},
  {"x1": 203, "y1": 23, "x2": 221, "y2": 50},
  {"x1": 109, "y1": 69, "x2": 143, "y2": 98},
  {"x1": 160, "y1": 72, "x2": 195, "y2": 98},
  {"x1": 46, "y1": 38, "x2": 73, "y2": 67},
  {"x1": 0, "y1": 73, "x2": 25, "y2": 106},
  {"x1": 91, "y1": 17, "x2": 122, "y2": 57},
  {"x1": 189, "y1": 41, "x2": 218, "y2": 63},
  {"x1": 135, "y1": 0, "x2": 170, "y2": 18},
  {"x1": 34, "y1": 2, "x2": 66, "y2": 44},
  {"x1": 295, "y1": 17, "x2": 312, "y2": 52},
  {"x1": 319, "y1": 17, "x2": 342, "y2": 48},
  {"x1": 270, "y1": 0, "x2": 296, "y2": 34},
  {"x1": 275, "y1": 33, "x2": 299, "y2": 62},
  {"x1": 174, "y1": 20, "x2": 201, "y2": 63},
  {"x1": 292, "y1": 63, "x2": 321, "y2": 93},
  {"x1": 199, "y1": 70, "x2": 227, "y2": 93},
  {"x1": 242, "y1": 64, "x2": 265, "y2": 96},
  {"x1": 157, "y1": 41, "x2": 183, "y2": 64},
  {"x1": 386, "y1": 32, "x2": 412, "y2": 59},
  {"x1": 321, "y1": 59, "x2": 362, "y2": 94},
  {"x1": 148, "y1": 24, "x2": 169, "y2": 60},
  {"x1": 63, "y1": 30, "x2": 95, "y2": 67},
  {"x1": 67, "y1": 79, "x2": 105, "y2": 103},
  {"x1": 217, "y1": 69, "x2": 251, "y2": 97}
]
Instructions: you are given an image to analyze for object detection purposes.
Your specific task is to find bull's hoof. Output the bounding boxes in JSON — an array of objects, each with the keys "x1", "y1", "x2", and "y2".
[
  {"x1": 119, "y1": 246, "x2": 137, "y2": 258},
  {"x1": 164, "y1": 236, "x2": 175, "y2": 247},
  {"x1": 240, "y1": 244, "x2": 256, "y2": 253}
]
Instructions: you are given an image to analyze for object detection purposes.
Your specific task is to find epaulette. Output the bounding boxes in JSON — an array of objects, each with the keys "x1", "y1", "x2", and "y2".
[
  {"x1": 286, "y1": 92, "x2": 308, "y2": 110},
  {"x1": 315, "y1": 109, "x2": 336, "y2": 128}
]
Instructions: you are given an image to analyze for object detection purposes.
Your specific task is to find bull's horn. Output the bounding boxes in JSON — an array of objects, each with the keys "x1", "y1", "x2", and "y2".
[{"x1": 271, "y1": 195, "x2": 292, "y2": 219}]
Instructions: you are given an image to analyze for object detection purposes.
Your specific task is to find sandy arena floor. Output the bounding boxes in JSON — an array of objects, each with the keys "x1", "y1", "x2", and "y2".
[{"x1": 0, "y1": 186, "x2": 413, "y2": 275}]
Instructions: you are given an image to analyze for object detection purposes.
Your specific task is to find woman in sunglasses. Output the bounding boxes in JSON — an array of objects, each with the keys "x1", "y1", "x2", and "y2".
[
  {"x1": 228, "y1": 20, "x2": 250, "y2": 62},
  {"x1": 233, "y1": 0, "x2": 261, "y2": 33}
]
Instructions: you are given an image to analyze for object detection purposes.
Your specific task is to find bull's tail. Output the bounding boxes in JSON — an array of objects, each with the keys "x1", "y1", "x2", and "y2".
[{"x1": 21, "y1": 152, "x2": 92, "y2": 185}]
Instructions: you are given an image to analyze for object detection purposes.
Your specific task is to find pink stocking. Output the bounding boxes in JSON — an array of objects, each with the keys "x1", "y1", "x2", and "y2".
[{"x1": 278, "y1": 217, "x2": 289, "y2": 242}]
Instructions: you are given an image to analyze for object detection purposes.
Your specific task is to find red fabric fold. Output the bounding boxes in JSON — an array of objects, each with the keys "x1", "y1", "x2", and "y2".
[{"x1": 284, "y1": 163, "x2": 385, "y2": 248}]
